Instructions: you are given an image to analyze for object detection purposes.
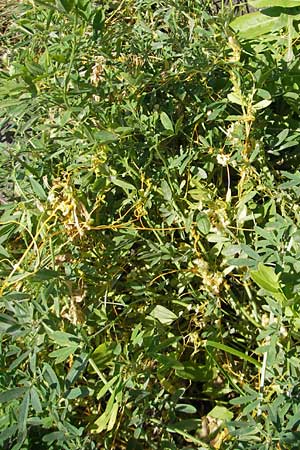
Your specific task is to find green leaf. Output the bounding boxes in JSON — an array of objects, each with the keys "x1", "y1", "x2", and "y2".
[
  {"x1": 95, "y1": 130, "x2": 119, "y2": 143},
  {"x1": 206, "y1": 341, "x2": 261, "y2": 368},
  {"x1": 18, "y1": 391, "x2": 30, "y2": 433},
  {"x1": 43, "y1": 363, "x2": 61, "y2": 395},
  {"x1": 97, "y1": 375, "x2": 119, "y2": 400},
  {"x1": 256, "y1": 88, "x2": 272, "y2": 100},
  {"x1": 230, "y1": 393, "x2": 258, "y2": 405},
  {"x1": 49, "y1": 331, "x2": 80, "y2": 346},
  {"x1": 250, "y1": 263, "x2": 281, "y2": 293},
  {"x1": 93, "y1": 8, "x2": 105, "y2": 32},
  {"x1": 175, "y1": 404, "x2": 197, "y2": 414},
  {"x1": 91, "y1": 343, "x2": 113, "y2": 369},
  {"x1": 160, "y1": 112, "x2": 174, "y2": 132},
  {"x1": 196, "y1": 213, "x2": 210, "y2": 235},
  {"x1": 0, "y1": 244, "x2": 9, "y2": 258},
  {"x1": 94, "y1": 392, "x2": 116, "y2": 433},
  {"x1": 49, "y1": 345, "x2": 78, "y2": 364},
  {"x1": 66, "y1": 386, "x2": 91, "y2": 400},
  {"x1": 253, "y1": 99, "x2": 272, "y2": 110},
  {"x1": 31, "y1": 269, "x2": 60, "y2": 281},
  {"x1": 230, "y1": 11, "x2": 287, "y2": 39},
  {"x1": 208, "y1": 405, "x2": 234, "y2": 421},
  {"x1": 30, "y1": 387, "x2": 42, "y2": 413},
  {"x1": 59, "y1": 0, "x2": 74, "y2": 12},
  {"x1": 29, "y1": 177, "x2": 47, "y2": 200},
  {"x1": 0, "y1": 425, "x2": 18, "y2": 445},
  {"x1": 168, "y1": 419, "x2": 201, "y2": 432},
  {"x1": 156, "y1": 354, "x2": 183, "y2": 370},
  {"x1": 249, "y1": 0, "x2": 300, "y2": 7},
  {"x1": 0, "y1": 387, "x2": 29, "y2": 403},
  {"x1": 42, "y1": 431, "x2": 67, "y2": 443},
  {"x1": 65, "y1": 352, "x2": 89, "y2": 385},
  {"x1": 150, "y1": 305, "x2": 178, "y2": 325},
  {"x1": 176, "y1": 362, "x2": 209, "y2": 381},
  {"x1": 107, "y1": 401, "x2": 119, "y2": 431},
  {"x1": 24, "y1": 60, "x2": 44, "y2": 76},
  {"x1": 9, "y1": 350, "x2": 30, "y2": 371},
  {"x1": 0, "y1": 99, "x2": 26, "y2": 108},
  {"x1": 93, "y1": 410, "x2": 110, "y2": 433},
  {"x1": 110, "y1": 176, "x2": 136, "y2": 192},
  {"x1": 161, "y1": 180, "x2": 172, "y2": 201},
  {"x1": 227, "y1": 92, "x2": 245, "y2": 106}
]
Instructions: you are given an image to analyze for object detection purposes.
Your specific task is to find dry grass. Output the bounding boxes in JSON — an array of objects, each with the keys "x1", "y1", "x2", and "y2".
[{"x1": 0, "y1": 0, "x2": 19, "y2": 35}]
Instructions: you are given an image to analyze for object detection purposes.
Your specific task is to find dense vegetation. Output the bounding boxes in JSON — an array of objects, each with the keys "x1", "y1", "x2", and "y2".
[{"x1": 1, "y1": 0, "x2": 300, "y2": 448}]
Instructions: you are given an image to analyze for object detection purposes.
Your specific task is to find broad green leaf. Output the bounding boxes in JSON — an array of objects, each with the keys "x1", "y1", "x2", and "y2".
[
  {"x1": 93, "y1": 411, "x2": 110, "y2": 433},
  {"x1": 49, "y1": 345, "x2": 78, "y2": 364},
  {"x1": 94, "y1": 392, "x2": 115, "y2": 432},
  {"x1": 0, "y1": 425, "x2": 18, "y2": 444},
  {"x1": 0, "y1": 387, "x2": 29, "y2": 403},
  {"x1": 65, "y1": 353, "x2": 89, "y2": 386},
  {"x1": 208, "y1": 405, "x2": 234, "y2": 421},
  {"x1": 95, "y1": 130, "x2": 119, "y2": 143},
  {"x1": 114, "y1": 126, "x2": 133, "y2": 135},
  {"x1": 230, "y1": 11, "x2": 287, "y2": 39},
  {"x1": 249, "y1": 0, "x2": 300, "y2": 6},
  {"x1": 93, "y1": 8, "x2": 105, "y2": 32},
  {"x1": 30, "y1": 387, "x2": 42, "y2": 413},
  {"x1": 293, "y1": 318, "x2": 300, "y2": 330},
  {"x1": 110, "y1": 176, "x2": 136, "y2": 192},
  {"x1": 160, "y1": 112, "x2": 174, "y2": 132},
  {"x1": 175, "y1": 404, "x2": 197, "y2": 414},
  {"x1": 31, "y1": 269, "x2": 60, "y2": 281},
  {"x1": 43, "y1": 363, "x2": 61, "y2": 395},
  {"x1": 49, "y1": 331, "x2": 80, "y2": 346},
  {"x1": 230, "y1": 393, "x2": 258, "y2": 405},
  {"x1": 256, "y1": 88, "x2": 271, "y2": 99},
  {"x1": 206, "y1": 341, "x2": 261, "y2": 368},
  {"x1": 176, "y1": 362, "x2": 209, "y2": 381},
  {"x1": 9, "y1": 350, "x2": 30, "y2": 371},
  {"x1": 107, "y1": 401, "x2": 119, "y2": 431},
  {"x1": 59, "y1": 0, "x2": 74, "y2": 12},
  {"x1": 227, "y1": 92, "x2": 245, "y2": 106},
  {"x1": 168, "y1": 419, "x2": 201, "y2": 432},
  {"x1": 42, "y1": 431, "x2": 67, "y2": 443},
  {"x1": 150, "y1": 305, "x2": 178, "y2": 325},
  {"x1": 250, "y1": 263, "x2": 281, "y2": 293},
  {"x1": 0, "y1": 244, "x2": 9, "y2": 258},
  {"x1": 287, "y1": 409, "x2": 300, "y2": 429},
  {"x1": 24, "y1": 59, "x2": 44, "y2": 76},
  {"x1": 97, "y1": 375, "x2": 119, "y2": 400},
  {"x1": 161, "y1": 180, "x2": 172, "y2": 201},
  {"x1": 66, "y1": 386, "x2": 92, "y2": 400},
  {"x1": 253, "y1": 99, "x2": 272, "y2": 110},
  {"x1": 156, "y1": 354, "x2": 183, "y2": 369},
  {"x1": 29, "y1": 177, "x2": 47, "y2": 200},
  {"x1": 0, "y1": 99, "x2": 26, "y2": 108},
  {"x1": 276, "y1": 128, "x2": 289, "y2": 146},
  {"x1": 18, "y1": 391, "x2": 30, "y2": 433},
  {"x1": 91, "y1": 343, "x2": 113, "y2": 369},
  {"x1": 196, "y1": 213, "x2": 210, "y2": 235},
  {"x1": 243, "y1": 398, "x2": 261, "y2": 415}
]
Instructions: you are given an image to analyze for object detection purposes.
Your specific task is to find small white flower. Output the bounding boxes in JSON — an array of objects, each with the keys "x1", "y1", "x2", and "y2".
[{"x1": 216, "y1": 153, "x2": 230, "y2": 167}]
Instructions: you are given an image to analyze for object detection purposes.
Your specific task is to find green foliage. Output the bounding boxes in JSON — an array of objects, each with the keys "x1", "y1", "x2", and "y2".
[
  {"x1": 1, "y1": 0, "x2": 300, "y2": 448},
  {"x1": 231, "y1": 0, "x2": 300, "y2": 50}
]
